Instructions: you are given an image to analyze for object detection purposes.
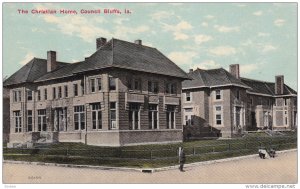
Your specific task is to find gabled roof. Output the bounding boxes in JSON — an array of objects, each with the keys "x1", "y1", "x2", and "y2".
[
  {"x1": 73, "y1": 38, "x2": 189, "y2": 79},
  {"x1": 4, "y1": 38, "x2": 189, "y2": 86},
  {"x1": 182, "y1": 68, "x2": 249, "y2": 89},
  {"x1": 3, "y1": 58, "x2": 68, "y2": 87},
  {"x1": 240, "y1": 77, "x2": 297, "y2": 96}
]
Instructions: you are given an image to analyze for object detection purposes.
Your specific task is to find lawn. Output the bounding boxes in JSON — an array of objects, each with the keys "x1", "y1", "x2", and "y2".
[{"x1": 3, "y1": 132, "x2": 297, "y2": 168}]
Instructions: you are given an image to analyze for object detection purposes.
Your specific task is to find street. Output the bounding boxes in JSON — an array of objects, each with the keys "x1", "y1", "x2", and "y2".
[{"x1": 3, "y1": 150, "x2": 297, "y2": 184}]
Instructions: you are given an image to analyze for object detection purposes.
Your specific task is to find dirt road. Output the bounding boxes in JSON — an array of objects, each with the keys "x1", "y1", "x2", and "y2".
[{"x1": 3, "y1": 150, "x2": 297, "y2": 184}]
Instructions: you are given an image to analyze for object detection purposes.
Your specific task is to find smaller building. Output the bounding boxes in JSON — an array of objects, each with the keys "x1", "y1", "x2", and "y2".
[{"x1": 182, "y1": 64, "x2": 297, "y2": 139}]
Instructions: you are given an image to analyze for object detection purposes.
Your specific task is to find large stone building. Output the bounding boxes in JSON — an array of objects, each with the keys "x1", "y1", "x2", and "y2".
[
  {"x1": 182, "y1": 64, "x2": 297, "y2": 138},
  {"x1": 4, "y1": 38, "x2": 189, "y2": 147}
]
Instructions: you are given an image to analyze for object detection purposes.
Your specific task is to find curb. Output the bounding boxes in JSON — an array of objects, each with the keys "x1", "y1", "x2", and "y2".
[{"x1": 4, "y1": 149, "x2": 297, "y2": 173}]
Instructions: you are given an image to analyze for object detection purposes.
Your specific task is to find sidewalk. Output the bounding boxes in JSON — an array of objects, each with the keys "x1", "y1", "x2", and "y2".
[{"x1": 4, "y1": 148, "x2": 296, "y2": 173}]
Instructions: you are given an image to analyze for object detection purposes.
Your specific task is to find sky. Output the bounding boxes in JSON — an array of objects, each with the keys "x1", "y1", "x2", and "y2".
[{"x1": 2, "y1": 2, "x2": 298, "y2": 90}]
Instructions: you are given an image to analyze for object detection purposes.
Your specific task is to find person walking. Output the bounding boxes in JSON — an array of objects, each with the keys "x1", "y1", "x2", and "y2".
[{"x1": 179, "y1": 147, "x2": 186, "y2": 172}]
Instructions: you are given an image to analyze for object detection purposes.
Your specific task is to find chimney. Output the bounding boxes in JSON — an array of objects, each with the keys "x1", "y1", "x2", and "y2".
[
  {"x1": 229, "y1": 64, "x2": 240, "y2": 79},
  {"x1": 275, "y1": 75, "x2": 284, "y2": 95},
  {"x1": 134, "y1": 39, "x2": 142, "y2": 45},
  {"x1": 189, "y1": 69, "x2": 193, "y2": 73},
  {"x1": 96, "y1": 37, "x2": 107, "y2": 50},
  {"x1": 47, "y1": 51, "x2": 57, "y2": 72}
]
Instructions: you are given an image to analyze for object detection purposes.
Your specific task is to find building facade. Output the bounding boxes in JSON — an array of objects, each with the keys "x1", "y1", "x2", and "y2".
[
  {"x1": 4, "y1": 38, "x2": 189, "y2": 147},
  {"x1": 182, "y1": 64, "x2": 297, "y2": 139}
]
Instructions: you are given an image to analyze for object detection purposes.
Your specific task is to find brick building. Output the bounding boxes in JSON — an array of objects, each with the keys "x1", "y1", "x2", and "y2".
[
  {"x1": 182, "y1": 64, "x2": 297, "y2": 138},
  {"x1": 4, "y1": 38, "x2": 189, "y2": 147}
]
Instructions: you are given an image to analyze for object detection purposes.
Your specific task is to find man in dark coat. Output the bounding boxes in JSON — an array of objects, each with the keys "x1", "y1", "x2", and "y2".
[{"x1": 179, "y1": 148, "x2": 186, "y2": 172}]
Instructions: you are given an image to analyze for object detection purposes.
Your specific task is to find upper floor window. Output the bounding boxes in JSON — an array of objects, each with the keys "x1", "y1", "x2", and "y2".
[
  {"x1": 284, "y1": 98, "x2": 288, "y2": 106},
  {"x1": 53, "y1": 87, "x2": 56, "y2": 99},
  {"x1": 44, "y1": 89, "x2": 48, "y2": 100},
  {"x1": 73, "y1": 84, "x2": 78, "y2": 96},
  {"x1": 90, "y1": 78, "x2": 96, "y2": 93},
  {"x1": 128, "y1": 77, "x2": 141, "y2": 91},
  {"x1": 27, "y1": 90, "x2": 33, "y2": 101},
  {"x1": 148, "y1": 81, "x2": 158, "y2": 93},
  {"x1": 186, "y1": 92, "x2": 191, "y2": 102},
  {"x1": 165, "y1": 83, "x2": 177, "y2": 95},
  {"x1": 236, "y1": 90, "x2": 240, "y2": 100},
  {"x1": 110, "y1": 102, "x2": 117, "y2": 129},
  {"x1": 64, "y1": 85, "x2": 68, "y2": 98},
  {"x1": 37, "y1": 90, "x2": 41, "y2": 101},
  {"x1": 13, "y1": 90, "x2": 22, "y2": 102},
  {"x1": 97, "y1": 78, "x2": 102, "y2": 91},
  {"x1": 109, "y1": 77, "x2": 116, "y2": 91},
  {"x1": 58, "y1": 86, "x2": 62, "y2": 98},
  {"x1": 215, "y1": 90, "x2": 221, "y2": 100}
]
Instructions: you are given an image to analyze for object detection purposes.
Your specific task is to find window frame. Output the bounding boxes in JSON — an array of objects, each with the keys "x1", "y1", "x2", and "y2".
[
  {"x1": 74, "y1": 105, "x2": 85, "y2": 130},
  {"x1": 27, "y1": 110, "x2": 33, "y2": 132},
  {"x1": 91, "y1": 103, "x2": 102, "y2": 130},
  {"x1": 109, "y1": 77, "x2": 116, "y2": 91},
  {"x1": 13, "y1": 111, "x2": 22, "y2": 133},
  {"x1": 215, "y1": 89, "x2": 222, "y2": 100},
  {"x1": 110, "y1": 102, "x2": 117, "y2": 129},
  {"x1": 27, "y1": 90, "x2": 33, "y2": 101}
]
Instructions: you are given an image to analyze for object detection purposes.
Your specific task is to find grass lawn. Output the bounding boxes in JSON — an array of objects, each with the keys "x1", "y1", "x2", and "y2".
[{"x1": 3, "y1": 132, "x2": 297, "y2": 168}]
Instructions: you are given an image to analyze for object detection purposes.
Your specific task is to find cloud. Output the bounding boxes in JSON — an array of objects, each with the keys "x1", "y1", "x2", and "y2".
[
  {"x1": 253, "y1": 11, "x2": 263, "y2": 16},
  {"x1": 241, "y1": 39, "x2": 253, "y2": 47},
  {"x1": 261, "y1": 44, "x2": 277, "y2": 53},
  {"x1": 20, "y1": 52, "x2": 35, "y2": 65},
  {"x1": 150, "y1": 11, "x2": 174, "y2": 21},
  {"x1": 274, "y1": 19, "x2": 286, "y2": 26},
  {"x1": 194, "y1": 34, "x2": 213, "y2": 45},
  {"x1": 258, "y1": 32, "x2": 270, "y2": 37},
  {"x1": 240, "y1": 63, "x2": 261, "y2": 74},
  {"x1": 214, "y1": 25, "x2": 240, "y2": 33},
  {"x1": 168, "y1": 51, "x2": 198, "y2": 65},
  {"x1": 162, "y1": 20, "x2": 193, "y2": 40},
  {"x1": 205, "y1": 15, "x2": 215, "y2": 19},
  {"x1": 209, "y1": 46, "x2": 237, "y2": 56},
  {"x1": 235, "y1": 4, "x2": 247, "y2": 7},
  {"x1": 114, "y1": 25, "x2": 150, "y2": 39},
  {"x1": 113, "y1": 17, "x2": 129, "y2": 25},
  {"x1": 192, "y1": 60, "x2": 221, "y2": 70},
  {"x1": 201, "y1": 22, "x2": 208, "y2": 27}
]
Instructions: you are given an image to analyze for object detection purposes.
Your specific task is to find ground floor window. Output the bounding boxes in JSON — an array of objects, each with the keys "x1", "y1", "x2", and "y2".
[
  {"x1": 166, "y1": 105, "x2": 176, "y2": 129},
  {"x1": 149, "y1": 104, "x2": 158, "y2": 129},
  {"x1": 91, "y1": 103, "x2": 102, "y2": 130},
  {"x1": 110, "y1": 102, "x2": 117, "y2": 129},
  {"x1": 184, "y1": 108, "x2": 193, "y2": 126},
  {"x1": 38, "y1": 109, "x2": 47, "y2": 131},
  {"x1": 129, "y1": 103, "x2": 140, "y2": 130},
  {"x1": 54, "y1": 108, "x2": 67, "y2": 131},
  {"x1": 215, "y1": 106, "x2": 222, "y2": 126},
  {"x1": 74, "y1": 106, "x2": 85, "y2": 130},
  {"x1": 13, "y1": 111, "x2": 22, "y2": 133},
  {"x1": 27, "y1": 110, "x2": 33, "y2": 132}
]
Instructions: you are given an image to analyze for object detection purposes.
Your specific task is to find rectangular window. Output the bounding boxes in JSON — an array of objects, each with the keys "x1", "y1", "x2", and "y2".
[
  {"x1": 27, "y1": 90, "x2": 33, "y2": 101},
  {"x1": 284, "y1": 98, "x2": 288, "y2": 106},
  {"x1": 216, "y1": 114, "x2": 222, "y2": 125},
  {"x1": 97, "y1": 78, "x2": 102, "y2": 91},
  {"x1": 149, "y1": 104, "x2": 158, "y2": 129},
  {"x1": 44, "y1": 89, "x2": 47, "y2": 100},
  {"x1": 90, "y1": 78, "x2": 95, "y2": 93},
  {"x1": 27, "y1": 110, "x2": 33, "y2": 132},
  {"x1": 91, "y1": 103, "x2": 102, "y2": 130},
  {"x1": 18, "y1": 91, "x2": 21, "y2": 102},
  {"x1": 74, "y1": 106, "x2": 85, "y2": 130},
  {"x1": 165, "y1": 83, "x2": 176, "y2": 94},
  {"x1": 148, "y1": 81, "x2": 158, "y2": 93},
  {"x1": 215, "y1": 105, "x2": 222, "y2": 125},
  {"x1": 109, "y1": 77, "x2": 116, "y2": 91},
  {"x1": 166, "y1": 105, "x2": 176, "y2": 129},
  {"x1": 58, "y1": 86, "x2": 62, "y2": 98},
  {"x1": 110, "y1": 102, "x2": 117, "y2": 129},
  {"x1": 13, "y1": 111, "x2": 22, "y2": 133},
  {"x1": 53, "y1": 87, "x2": 56, "y2": 99},
  {"x1": 13, "y1": 91, "x2": 18, "y2": 102},
  {"x1": 236, "y1": 90, "x2": 240, "y2": 100},
  {"x1": 134, "y1": 79, "x2": 141, "y2": 90},
  {"x1": 38, "y1": 109, "x2": 47, "y2": 131},
  {"x1": 37, "y1": 90, "x2": 41, "y2": 101},
  {"x1": 216, "y1": 90, "x2": 221, "y2": 100},
  {"x1": 73, "y1": 84, "x2": 78, "y2": 96},
  {"x1": 129, "y1": 103, "x2": 140, "y2": 130},
  {"x1": 186, "y1": 92, "x2": 191, "y2": 102},
  {"x1": 64, "y1": 85, "x2": 68, "y2": 98}
]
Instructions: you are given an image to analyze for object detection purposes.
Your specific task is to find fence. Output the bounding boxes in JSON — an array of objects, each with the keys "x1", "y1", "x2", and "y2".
[{"x1": 3, "y1": 137, "x2": 297, "y2": 161}]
